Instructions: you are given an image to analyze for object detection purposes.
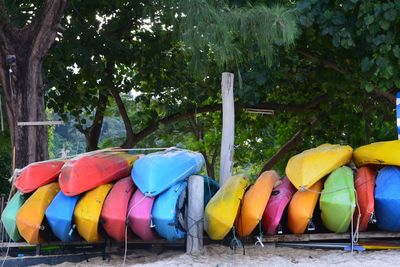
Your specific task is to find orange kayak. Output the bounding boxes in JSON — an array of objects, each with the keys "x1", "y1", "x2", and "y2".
[
  {"x1": 15, "y1": 160, "x2": 65, "y2": 193},
  {"x1": 354, "y1": 166, "x2": 376, "y2": 231},
  {"x1": 16, "y1": 182, "x2": 60, "y2": 243},
  {"x1": 235, "y1": 171, "x2": 279, "y2": 237},
  {"x1": 288, "y1": 180, "x2": 323, "y2": 234}
]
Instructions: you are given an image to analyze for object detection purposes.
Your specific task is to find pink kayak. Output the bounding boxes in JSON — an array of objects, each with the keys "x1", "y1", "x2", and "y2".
[
  {"x1": 262, "y1": 177, "x2": 296, "y2": 235},
  {"x1": 101, "y1": 177, "x2": 136, "y2": 242},
  {"x1": 127, "y1": 189, "x2": 157, "y2": 241}
]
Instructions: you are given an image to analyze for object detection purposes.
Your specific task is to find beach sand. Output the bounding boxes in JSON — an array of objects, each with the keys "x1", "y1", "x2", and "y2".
[{"x1": 36, "y1": 244, "x2": 400, "y2": 267}]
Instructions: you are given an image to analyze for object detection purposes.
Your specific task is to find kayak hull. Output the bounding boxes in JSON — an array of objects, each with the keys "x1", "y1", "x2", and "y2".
[
  {"x1": 16, "y1": 183, "x2": 60, "y2": 244},
  {"x1": 74, "y1": 184, "x2": 113, "y2": 242},
  {"x1": 375, "y1": 166, "x2": 400, "y2": 231},
  {"x1": 152, "y1": 181, "x2": 188, "y2": 240},
  {"x1": 1, "y1": 192, "x2": 27, "y2": 241},
  {"x1": 354, "y1": 166, "x2": 376, "y2": 231},
  {"x1": 132, "y1": 149, "x2": 203, "y2": 196},
  {"x1": 320, "y1": 166, "x2": 355, "y2": 233},
  {"x1": 236, "y1": 171, "x2": 279, "y2": 237},
  {"x1": 262, "y1": 177, "x2": 296, "y2": 235},
  {"x1": 286, "y1": 144, "x2": 352, "y2": 189},
  {"x1": 60, "y1": 150, "x2": 139, "y2": 196},
  {"x1": 45, "y1": 191, "x2": 79, "y2": 241},
  {"x1": 205, "y1": 174, "x2": 248, "y2": 240},
  {"x1": 288, "y1": 180, "x2": 323, "y2": 234},
  {"x1": 101, "y1": 177, "x2": 135, "y2": 242},
  {"x1": 15, "y1": 160, "x2": 65, "y2": 193},
  {"x1": 353, "y1": 140, "x2": 400, "y2": 167}
]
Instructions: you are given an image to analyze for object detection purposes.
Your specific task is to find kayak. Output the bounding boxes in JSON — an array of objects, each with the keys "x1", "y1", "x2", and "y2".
[
  {"x1": 353, "y1": 140, "x2": 400, "y2": 167},
  {"x1": 262, "y1": 177, "x2": 296, "y2": 235},
  {"x1": 235, "y1": 171, "x2": 279, "y2": 237},
  {"x1": 354, "y1": 166, "x2": 376, "y2": 231},
  {"x1": 60, "y1": 150, "x2": 139, "y2": 196},
  {"x1": 16, "y1": 182, "x2": 60, "y2": 244},
  {"x1": 204, "y1": 174, "x2": 248, "y2": 240},
  {"x1": 320, "y1": 166, "x2": 355, "y2": 233},
  {"x1": 203, "y1": 176, "x2": 219, "y2": 205},
  {"x1": 152, "y1": 180, "x2": 188, "y2": 240},
  {"x1": 45, "y1": 191, "x2": 79, "y2": 241},
  {"x1": 74, "y1": 184, "x2": 113, "y2": 242},
  {"x1": 1, "y1": 191, "x2": 27, "y2": 241},
  {"x1": 15, "y1": 160, "x2": 65, "y2": 193},
  {"x1": 101, "y1": 177, "x2": 135, "y2": 242},
  {"x1": 286, "y1": 144, "x2": 353, "y2": 189},
  {"x1": 375, "y1": 166, "x2": 400, "y2": 231},
  {"x1": 288, "y1": 180, "x2": 323, "y2": 234},
  {"x1": 132, "y1": 149, "x2": 204, "y2": 196},
  {"x1": 128, "y1": 189, "x2": 157, "y2": 241}
]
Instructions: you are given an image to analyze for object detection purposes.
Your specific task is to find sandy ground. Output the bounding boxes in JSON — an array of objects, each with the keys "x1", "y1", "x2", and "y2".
[{"x1": 34, "y1": 244, "x2": 400, "y2": 267}]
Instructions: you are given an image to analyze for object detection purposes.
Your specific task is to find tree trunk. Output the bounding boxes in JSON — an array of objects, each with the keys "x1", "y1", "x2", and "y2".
[{"x1": 0, "y1": 1, "x2": 68, "y2": 168}]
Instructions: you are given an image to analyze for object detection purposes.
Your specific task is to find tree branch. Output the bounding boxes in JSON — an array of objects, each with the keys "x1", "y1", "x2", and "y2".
[
  {"x1": 259, "y1": 117, "x2": 318, "y2": 174},
  {"x1": 298, "y1": 49, "x2": 348, "y2": 75},
  {"x1": 29, "y1": 0, "x2": 68, "y2": 60}
]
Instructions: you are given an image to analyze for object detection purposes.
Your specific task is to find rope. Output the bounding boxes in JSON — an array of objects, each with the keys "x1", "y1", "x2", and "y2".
[{"x1": 122, "y1": 193, "x2": 148, "y2": 267}]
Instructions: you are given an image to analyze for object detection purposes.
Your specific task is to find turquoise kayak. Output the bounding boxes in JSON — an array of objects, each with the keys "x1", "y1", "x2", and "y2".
[
  {"x1": 320, "y1": 166, "x2": 355, "y2": 233},
  {"x1": 1, "y1": 191, "x2": 27, "y2": 241}
]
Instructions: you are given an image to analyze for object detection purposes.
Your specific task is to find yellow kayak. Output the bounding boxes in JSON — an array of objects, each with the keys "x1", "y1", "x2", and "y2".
[
  {"x1": 205, "y1": 174, "x2": 248, "y2": 240},
  {"x1": 235, "y1": 171, "x2": 279, "y2": 237},
  {"x1": 74, "y1": 184, "x2": 113, "y2": 242},
  {"x1": 16, "y1": 182, "x2": 60, "y2": 244},
  {"x1": 286, "y1": 144, "x2": 352, "y2": 189},
  {"x1": 353, "y1": 140, "x2": 400, "y2": 167}
]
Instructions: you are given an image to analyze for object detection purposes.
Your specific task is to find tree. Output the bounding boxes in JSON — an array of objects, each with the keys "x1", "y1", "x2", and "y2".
[{"x1": 0, "y1": 1, "x2": 68, "y2": 168}]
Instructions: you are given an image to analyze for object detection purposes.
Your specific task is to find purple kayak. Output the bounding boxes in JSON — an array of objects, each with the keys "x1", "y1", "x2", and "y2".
[
  {"x1": 262, "y1": 177, "x2": 296, "y2": 235},
  {"x1": 127, "y1": 189, "x2": 157, "y2": 241}
]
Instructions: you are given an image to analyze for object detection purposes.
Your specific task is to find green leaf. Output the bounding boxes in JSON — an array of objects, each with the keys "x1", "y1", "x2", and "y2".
[{"x1": 393, "y1": 45, "x2": 400, "y2": 59}]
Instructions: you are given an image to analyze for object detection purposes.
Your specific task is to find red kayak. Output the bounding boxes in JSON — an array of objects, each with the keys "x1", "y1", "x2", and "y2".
[
  {"x1": 262, "y1": 177, "x2": 296, "y2": 235},
  {"x1": 354, "y1": 166, "x2": 376, "y2": 231},
  {"x1": 101, "y1": 177, "x2": 136, "y2": 242},
  {"x1": 15, "y1": 160, "x2": 65, "y2": 193},
  {"x1": 59, "y1": 150, "x2": 140, "y2": 196}
]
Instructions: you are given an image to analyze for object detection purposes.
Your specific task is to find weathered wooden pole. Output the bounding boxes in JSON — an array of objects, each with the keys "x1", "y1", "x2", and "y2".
[
  {"x1": 219, "y1": 72, "x2": 235, "y2": 186},
  {"x1": 186, "y1": 175, "x2": 204, "y2": 254}
]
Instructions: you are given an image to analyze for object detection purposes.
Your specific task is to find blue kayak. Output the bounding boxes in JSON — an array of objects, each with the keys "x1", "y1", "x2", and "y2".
[
  {"x1": 45, "y1": 191, "x2": 79, "y2": 241},
  {"x1": 132, "y1": 149, "x2": 204, "y2": 196},
  {"x1": 204, "y1": 176, "x2": 219, "y2": 205},
  {"x1": 152, "y1": 180, "x2": 187, "y2": 240},
  {"x1": 375, "y1": 166, "x2": 400, "y2": 231}
]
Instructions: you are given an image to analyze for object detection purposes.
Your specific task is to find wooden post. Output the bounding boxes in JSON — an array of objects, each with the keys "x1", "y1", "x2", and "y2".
[
  {"x1": 186, "y1": 175, "x2": 204, "y2": 255},
  {"x1": 219, "y1": 72, "x2": 235, "y2": 186}
]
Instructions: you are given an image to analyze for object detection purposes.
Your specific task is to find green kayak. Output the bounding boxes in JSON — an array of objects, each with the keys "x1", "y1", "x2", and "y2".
[
  {"x1": 1, "y1": 191, "x2": 27, "y2": 241},
  {"x1": 320, "y1": 166, "x2": 355, "y2": 233}
]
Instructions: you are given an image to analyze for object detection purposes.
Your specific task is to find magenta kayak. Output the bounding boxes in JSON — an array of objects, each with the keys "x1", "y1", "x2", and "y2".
[
  {"x1": 127, "y1": 189, "x2": 157, "y2": 241},
  {"x1": 262, "y1": 177, "x2": 296, "y2": 235}
]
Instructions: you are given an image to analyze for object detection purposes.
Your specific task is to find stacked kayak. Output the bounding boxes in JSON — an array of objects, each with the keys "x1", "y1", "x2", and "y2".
[
  {"x1": 45, "y1": 191, "x2": 80, "y2": 241},
  {"x1": 101, "y1": 177, "x2": 135, "y2": 242},
  {"x1": 320, "y1": 166, "x2": 355, "y2": 233},
  {"x1": 262, "y1": 177, "x2": 296, "y2": 235},
  {"x1": 236, "y1": 171, "x2": 279, "y2": 237},
  {"x1": 353, "y1": 140, "x2": 400, "y2": 167},
  {"x1": 152, "y1": 180, "x2": 188, "y2": 240},
  {"x1": 288, "y1": 180, "x2": 323, "y2": 234},
  {"x1": 60, "y1": 150, "x2": 139, "y2": 196},
  {"x1": 354, "y1": 166, "x2": 376, "y2": 231},
  {"x1": 15, "y1": 160, "x2": 65, "y2": 193},
  {"x1": 1, "y1": 192, "x2": 27, "y2": 241},
  {"x1": 74, "y1": 184, "x2": 113, "y2": 242},
  {"x1": 375, "y1": 166, "x2": 400, "y2": 231},
  {"x1": 132, "y1": 149, "x2": 204, "y2": 196},
  {"x1": 286, "y1": 144, "x2": 352, "y2": 189},
  {"x1": 16, "y1": 182, "x2": 60, "y2": 244},
  {"x1": 205, "y1": 174, "x2": 248, "y2": 240}
]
